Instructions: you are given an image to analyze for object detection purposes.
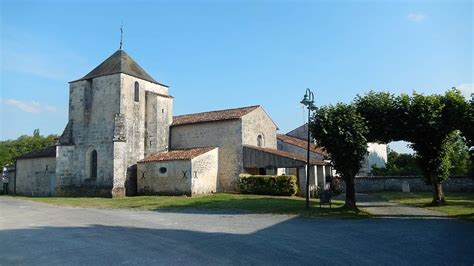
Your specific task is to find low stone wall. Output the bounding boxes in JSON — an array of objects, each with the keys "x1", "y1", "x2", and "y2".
[{"x1": 350, "y1": 176, "x2": 474, "y2": 192}]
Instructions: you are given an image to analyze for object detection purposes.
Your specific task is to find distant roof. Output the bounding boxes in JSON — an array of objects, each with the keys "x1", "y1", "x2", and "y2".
[
  {"x1": 243, "y1": 145, "x2": 326, "y2": 165},
  {"x1": 17, "y1": 146, "x2": 56, "y2": 160},
  {"x1": 71, "y1": 50, "x2": 167, "y2": 87},
  {"x1": 172, "y1": 105, "x2": 260, "y2": 126},
  {"x1": 286, "y1": 123, "x2": 308, "y2": 141},
  {"x1": 277, "y1": 134, "x2": 328, "y2": 156},
  {"x1": 138, "y1": 147, "x2": 216, "y2": 163}
]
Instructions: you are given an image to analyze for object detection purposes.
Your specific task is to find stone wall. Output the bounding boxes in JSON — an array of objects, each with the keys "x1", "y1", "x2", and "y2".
[
  {"x1": 57, "y1": 75, "x2": 121, "y2": 196},
  {"x1": 191, "y1": 148, "x2": 218, "y2": 195},
  {"x1": 170, "y1": 119, "x2": 242, "y2": 192},
  {"x1": 137, "y1": 160, "x2": 192, "y2": 195},
  {"x1": 241, "y1": 107, "x2": 277, "y2": 149},
  {"x1": 114, "y1": 74, "x2": 172, "y2": 197},
  {"x1": 57, "y1": 73, "x2": 172, "y2": 197},
  {"x1": 16, "y1": 157, "x2": 56, "y2": 196},
  {"x1": 349, "y1": 176, "x2": 474, "y2": 192}
]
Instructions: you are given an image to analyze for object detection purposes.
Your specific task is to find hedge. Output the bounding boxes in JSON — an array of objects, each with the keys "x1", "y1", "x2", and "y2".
[{"x1": 238, "y1": 175, "x2": 298, "y2": 196}]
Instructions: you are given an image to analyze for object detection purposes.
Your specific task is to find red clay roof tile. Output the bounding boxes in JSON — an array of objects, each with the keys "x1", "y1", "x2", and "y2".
[
  {"x1": 277, "y1": 134, "x2": 328, "y2": 156},
  {"x1": 172, "y1": 105, "x2": 260, "y2": 126},
  {"x1": 243, "y1": 145, "x2": 327, "y2": 165},
  {"x1": 138, "y1": 147, "x2": 216, "y2": 163}
]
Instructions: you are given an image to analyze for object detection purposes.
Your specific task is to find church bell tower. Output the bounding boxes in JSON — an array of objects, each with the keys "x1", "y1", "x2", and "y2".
[{"x1": 56, "y1": 49, "x2": 173, "y2": 197}]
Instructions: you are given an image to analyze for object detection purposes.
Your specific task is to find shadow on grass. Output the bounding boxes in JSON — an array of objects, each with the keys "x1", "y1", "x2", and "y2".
[
  {"x1": 369, "y1": 213, "x2": 451, "y2": 219},
  {"x1": 148, "y1": 197, "x2": 369, "y2": 219},
  {"x1": 4, "y1": 194, "x2": 369, "y2": 219}
]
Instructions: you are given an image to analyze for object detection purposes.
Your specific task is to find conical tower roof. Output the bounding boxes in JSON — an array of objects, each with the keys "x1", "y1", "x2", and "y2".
[{"x1": 71, "y1": 50, "x2": 167, "y2": 86}]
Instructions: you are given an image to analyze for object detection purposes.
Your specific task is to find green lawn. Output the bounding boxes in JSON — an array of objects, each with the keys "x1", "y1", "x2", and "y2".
[
  {"x1": 6, "y1": 193, "x2": 369, "y2": 219},
  {"x1": 374, "y1": 192, "x2": 474, "y2": 221}
]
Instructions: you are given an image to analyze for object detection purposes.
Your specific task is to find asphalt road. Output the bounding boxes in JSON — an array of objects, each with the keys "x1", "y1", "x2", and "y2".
[{"x1": 0, "y1": 197, "x2": 473, "y2": 265}]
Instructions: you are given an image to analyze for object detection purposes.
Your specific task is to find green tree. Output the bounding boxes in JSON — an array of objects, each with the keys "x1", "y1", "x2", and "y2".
[
  {"x1": 310, "y1": 103, "x2": 368, "y2": 209},
  {"x1": 355, "y1": 89, "x2": 468, "y2": 205},
  {"x1": 371, "y1": 150, "x2": 422, "y2": 176},
  {"x1": 0, "y1": 129, "x2": 57, "y2": 167},
  {"x1": 444, "y1": 131, "x2": 473, "y2": 176}
]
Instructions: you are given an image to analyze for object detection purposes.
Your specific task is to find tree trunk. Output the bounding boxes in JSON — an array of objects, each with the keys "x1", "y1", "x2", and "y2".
[
  {"x1": 344, "y1": 175, "x2": 357, "y2": 210},
  {"x1": 430, "y1": 173, "x2": 446, "y2": 206}
]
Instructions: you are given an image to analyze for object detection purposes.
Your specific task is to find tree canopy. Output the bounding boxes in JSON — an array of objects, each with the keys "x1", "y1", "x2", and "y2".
[
  {"x1": 0, "y1": 129, "x2": 57, "y2": 167},
  {"x1": 312, "y1": 88, "x2": 471, "y2": 207},
  {"x1": 310, "y1": 103, "x2": 368, "y2": 209}
]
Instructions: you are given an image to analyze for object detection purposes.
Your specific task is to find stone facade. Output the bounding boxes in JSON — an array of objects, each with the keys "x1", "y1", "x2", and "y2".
[
  {"x1": 171, "y1": 107, "x2": 278, "y2": 192},
  {"x1": 16, "y1": 157, "x2": 56, "y2": 196},
  {"x1": 137, "y1": 148, "x2": 218, "y2": 195},
  {"x1": 191, "y1": 148, "x2": 219, "y2": 194},
  {"x1": 112, "y1": 74, "x2": 172, "y2": 197},
  {"x1": 55, "y1": 56, "x2": 172, "y2": 197},
  {"x1": 171, "y1": 120, "x2": 241, "y2": 191},
  {"x1": 241, "y1": 107, "x2": 277, "y2": 149},
  {"x1": 14, "y1": 49, "x2": 334, "y2": 197},
  {"x1": 56, "y1": 75, "x2": 120, "y2": 197}
]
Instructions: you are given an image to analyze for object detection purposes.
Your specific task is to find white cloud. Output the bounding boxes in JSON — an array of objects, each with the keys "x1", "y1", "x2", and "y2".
[
  {"x1": 0, "y1": 99, "x2": 58, "y2": 113},
  {"x1": 45, "y1": 105, "x2": 58, "y2": 113},
  {"x1": 407, "y1": 13, "x2": 427, "y2": 22},
  {"x1": 456, "y1": 83, "x2": 473, "y2": 100}
]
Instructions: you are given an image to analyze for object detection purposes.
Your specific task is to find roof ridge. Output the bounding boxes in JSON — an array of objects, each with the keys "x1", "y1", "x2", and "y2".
[
  {"x1": 243, "y1": 145, "x2": 326, "y2": 165},
  {"x1": 70, "y1": 49, "x2": 168, "y2": 87},
  {"x1": 173, "y1": 105, "x2": 260, "y2": 119},
  {"x1": 138, "y1": 146, "x2": 217, "y2": 163}
]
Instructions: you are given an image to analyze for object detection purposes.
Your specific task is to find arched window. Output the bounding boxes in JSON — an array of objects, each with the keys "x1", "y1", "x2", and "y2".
[
  {"x1": 90, "y1": 150, "x2": 97, "y2": 179},
  {"x1": 134, "y1": 82, "x2": 139, "y2": 102},
  {"x1": 257, "y1": 134, "x2": 264, "y2": 147}
]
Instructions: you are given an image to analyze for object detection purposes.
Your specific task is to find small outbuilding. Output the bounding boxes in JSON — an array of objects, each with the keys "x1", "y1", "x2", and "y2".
[
  {"x1": 137, "y1": 147, "x2": 218, "y2": 196},
  {"x1": 15, "y1": 145, "x2": 57, "y2": 196}
]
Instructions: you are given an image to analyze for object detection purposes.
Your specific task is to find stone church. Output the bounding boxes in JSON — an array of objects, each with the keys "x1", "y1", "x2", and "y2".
[{"x1": 13, "y1": 49, "x2": 339, "y2": 197}]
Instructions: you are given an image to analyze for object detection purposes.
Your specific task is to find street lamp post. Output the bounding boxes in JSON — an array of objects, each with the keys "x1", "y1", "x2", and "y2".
[{"x1": 300, "y1": 88, "x2": 316, "y2": 209}]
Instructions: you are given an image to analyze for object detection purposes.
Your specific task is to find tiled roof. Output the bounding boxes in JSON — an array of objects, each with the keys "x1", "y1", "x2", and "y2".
[
  {"x1": 172, "y1": 105, "x2": 260, "y2": 126},
  {"x1": 138, "y1": 147, "x2": 216, "y2": 163},
  {"x1": 71, "y1": 50, "x2": 167, "y2": 87},
  {"x1": 17, "y1": 146, "x2": 56, "y2": 160},
  {"x1": 277, "y1": 134, "x2": 328, "y2": 156},
  {"x1": 243, "y1": 145, "x2": 327, "y2": 165}
]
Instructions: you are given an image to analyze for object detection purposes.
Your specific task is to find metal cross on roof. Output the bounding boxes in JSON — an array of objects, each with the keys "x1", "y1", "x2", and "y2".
[{"x1": 119, "y1": 22, "x2": 123, "y2": 50}]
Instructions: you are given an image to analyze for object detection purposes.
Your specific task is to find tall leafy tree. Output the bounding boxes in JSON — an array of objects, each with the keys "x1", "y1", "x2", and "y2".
[
  {"x1": 355, "y1": 89, "x2": 468, "y2": 205},
  {"x1": 310, "y1": 103, "x2": 368, "y2": 209},
  {"x1": 0, "y1": 129, "x2": 57, "y2": 167}
]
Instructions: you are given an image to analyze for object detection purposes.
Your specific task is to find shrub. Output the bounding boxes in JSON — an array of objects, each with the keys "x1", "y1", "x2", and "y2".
[
  {"x1": 312, "y1": 176, "x2": 343, "y2": 198},
  {"x1": 238, "y1": 175, "x2": 298, "y2": 196}
]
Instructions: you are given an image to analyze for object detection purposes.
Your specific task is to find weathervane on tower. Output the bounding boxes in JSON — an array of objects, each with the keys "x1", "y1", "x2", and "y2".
[{"x1": 119, "y1": 22, "x2": 123, "y2": 50}]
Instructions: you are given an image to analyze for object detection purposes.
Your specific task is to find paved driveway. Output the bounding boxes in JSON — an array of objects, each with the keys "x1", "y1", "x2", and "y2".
[{"x1": 0, "y1": 197, "x2": 473, "y2": 265}]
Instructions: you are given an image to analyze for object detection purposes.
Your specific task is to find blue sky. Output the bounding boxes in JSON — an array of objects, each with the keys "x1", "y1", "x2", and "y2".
[{"x1": 1, "y1": 0, "x2": 472, "y2": 153}]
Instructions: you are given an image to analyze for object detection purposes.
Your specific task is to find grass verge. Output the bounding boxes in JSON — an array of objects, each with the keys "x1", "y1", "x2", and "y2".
[
  {"x1": 374, "y1": 192, "x2": 474, "y2": 222},
  {"x1": 5, "y1": 193, "x2": 369, "y2": 219}
]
